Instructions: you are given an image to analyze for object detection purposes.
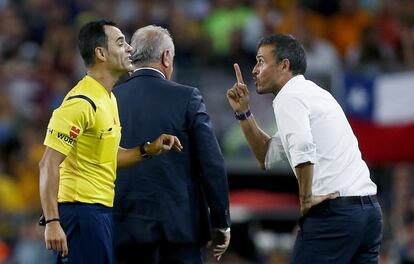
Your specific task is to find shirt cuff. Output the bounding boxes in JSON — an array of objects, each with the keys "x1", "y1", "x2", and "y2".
[
  {"x1": 290, "y1": 149, "x2": 316, "y2": 167},
  {"x1": 265, "y1": 136, "x2": 287, "y2": 170},
  {"x1": 217, "y1": 227, "x2": 231, "y2": 233}
]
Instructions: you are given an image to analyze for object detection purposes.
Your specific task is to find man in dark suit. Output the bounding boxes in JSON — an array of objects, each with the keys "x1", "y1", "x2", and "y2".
[{"x1": 113, "y1": 25, "x2": 231, "y2": 264}]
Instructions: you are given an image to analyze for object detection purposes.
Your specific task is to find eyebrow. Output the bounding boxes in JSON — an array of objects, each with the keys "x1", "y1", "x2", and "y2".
[{"x1": 115, "y1": 36, "x2": 125, "y2": 42}]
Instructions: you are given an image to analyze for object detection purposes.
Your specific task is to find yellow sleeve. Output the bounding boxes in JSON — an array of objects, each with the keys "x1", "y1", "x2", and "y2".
[{"x1": 44, "y1": 97, "x2": 95, "y2": 156}]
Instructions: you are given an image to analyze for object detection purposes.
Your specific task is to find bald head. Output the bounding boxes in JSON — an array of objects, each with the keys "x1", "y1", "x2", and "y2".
[{"x1": 130, "y1": 25, "x2": 175, "y2": 67}]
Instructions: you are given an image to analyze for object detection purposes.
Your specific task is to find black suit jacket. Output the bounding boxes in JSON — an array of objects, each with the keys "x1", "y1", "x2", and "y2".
[{"x1": 113, "y1": 69, "x2": 230, "y2": 245}]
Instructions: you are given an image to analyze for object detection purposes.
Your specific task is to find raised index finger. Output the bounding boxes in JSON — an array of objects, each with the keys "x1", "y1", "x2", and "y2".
[{"x1": 233, "y1": 63, "x2": 245, "y2": 84}]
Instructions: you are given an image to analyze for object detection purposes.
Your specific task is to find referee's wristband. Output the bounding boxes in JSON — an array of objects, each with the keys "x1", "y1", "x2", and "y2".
[
  {"x1": 234, "y1": 109, "x2": 252, "y2": 121},
  {"x1": 45, "y1": 218, "x2": 60, "y2": 225}
]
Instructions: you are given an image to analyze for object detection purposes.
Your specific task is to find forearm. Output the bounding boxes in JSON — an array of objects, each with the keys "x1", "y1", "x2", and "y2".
[
  {"x1": 39, "y1": 160, "x2": 61, "y2": 220},
  {"x1": 117, "y1": 147, "x2": 142, "y2": 167},
  {"x1": 118, "y1": 134, "x2": 181, "y2": 167},
  {"x1": 38, "y1": 148, "x2": 66, "y2": 220},
  {"x1": 239, "y1": 115, "x2": 271, "y2": 169},
  {"x1": 295, "y1": 162, "x2": 314, "y2": 206}
]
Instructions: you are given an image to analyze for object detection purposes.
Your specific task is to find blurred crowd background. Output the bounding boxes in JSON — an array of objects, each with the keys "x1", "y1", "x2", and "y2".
[{"x1": 0, "y1": 0, "x2": 414, "y2": 263}]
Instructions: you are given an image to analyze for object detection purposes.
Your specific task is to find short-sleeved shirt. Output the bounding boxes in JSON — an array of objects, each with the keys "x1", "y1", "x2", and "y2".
[
  {"x1": 44, "y1": 76, "x2": 121, "y2": 207},
  {"x1": 265, "y1": 75, "x2": 377, "y2": 196}
]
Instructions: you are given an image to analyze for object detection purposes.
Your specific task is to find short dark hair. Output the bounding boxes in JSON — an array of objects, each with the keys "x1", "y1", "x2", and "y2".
[
  {"x1": 258, "y1": 34, "x2": 307, "y2": 75},
  {"x1": 78, "y1": 19, "x2": 116, "y2": 67}
]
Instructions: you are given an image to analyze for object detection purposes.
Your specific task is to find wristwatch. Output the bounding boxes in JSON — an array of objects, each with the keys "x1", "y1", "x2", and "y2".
[
  {"x1": 139, "y1": 142, "x2": 152, "y2": 159},
  {"x1": 234, "y1": 109, "x2": 252, "y2": 121}
]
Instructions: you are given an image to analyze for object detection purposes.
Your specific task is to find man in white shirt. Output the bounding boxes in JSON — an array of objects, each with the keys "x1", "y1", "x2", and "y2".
[{"x1": 226, "y1": 34, "x2": 382, "y2": 263}]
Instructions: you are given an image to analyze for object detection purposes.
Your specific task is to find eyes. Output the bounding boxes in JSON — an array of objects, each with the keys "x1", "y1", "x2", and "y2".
[
  {"x1": 256, "y1": 58, "x2": 264, "y2": 66},
  {"x1": 115, "y1": 36, "x2": 127, "y2": 47},
  {"x1": 113, "y1": 36, "x2": 131, "y2": 51}
]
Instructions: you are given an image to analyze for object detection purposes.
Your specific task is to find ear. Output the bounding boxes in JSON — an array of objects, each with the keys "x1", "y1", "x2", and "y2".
[
  {"x1": 281, "y1": 58, "x2": 290, "y2": 72},
  {"x1": 95, "y1": 47, "x2": 106, "y2": 62},
  {"x1": 161, "y1": 50, "x2": 171, "y2": 68}
]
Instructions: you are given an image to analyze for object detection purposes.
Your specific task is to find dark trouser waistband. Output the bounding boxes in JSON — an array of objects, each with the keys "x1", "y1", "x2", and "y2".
[
  {"x1": 328, "y1": 195, "x2": 378, "y2": 206},
  {"x1": 307, "y1": 195, "x2": 378, "y2": 215},
  {"x1": 311, "y1": 195, "x2": 378, "y2": 211},
  {"x1": 58, "y1": 202, "x2": 112, "y2": 211}
]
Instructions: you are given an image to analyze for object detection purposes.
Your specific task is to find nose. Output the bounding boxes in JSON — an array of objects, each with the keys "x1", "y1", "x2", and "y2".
[
  {"x1": 252, "y1": 65, "x2": 258, "y2": 76},
  {"x1": 126, "y1": 43, "x2": 133, "y2": 53}
]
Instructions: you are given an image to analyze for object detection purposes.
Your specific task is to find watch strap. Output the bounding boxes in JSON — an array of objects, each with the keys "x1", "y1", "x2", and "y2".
[
  {"x1": 234, "y1": 109, "x2": 252, "y2": 121},
  {"x1": 139, "y1": 142, "x2": 152, "y2": 159}
]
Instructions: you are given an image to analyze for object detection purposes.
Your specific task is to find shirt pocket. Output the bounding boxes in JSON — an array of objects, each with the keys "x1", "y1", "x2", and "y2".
[{"x1": 95, "y1": 126, "x2": 121, "y2": 163}]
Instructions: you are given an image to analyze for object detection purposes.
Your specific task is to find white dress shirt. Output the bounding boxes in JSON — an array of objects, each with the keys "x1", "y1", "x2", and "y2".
[{"x1": 265, "y1": 75, "x2": 377, "y2": 196}]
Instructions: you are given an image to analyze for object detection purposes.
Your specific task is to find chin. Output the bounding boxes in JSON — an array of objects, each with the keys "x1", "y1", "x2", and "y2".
[
  {"x1": 255, "y1": 86, "x2": 265, "y2": 95},
  {"x1": 125, "y1": 65, "x2": 134, "y2": 72}
]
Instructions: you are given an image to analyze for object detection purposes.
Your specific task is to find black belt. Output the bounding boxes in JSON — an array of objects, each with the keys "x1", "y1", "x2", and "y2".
[
  {"x1": 308, "y1": 195, "x2": 378, "y2": 215},
  {"x1": 328, "y1": 195, "x2": 378, "y2": 206}
]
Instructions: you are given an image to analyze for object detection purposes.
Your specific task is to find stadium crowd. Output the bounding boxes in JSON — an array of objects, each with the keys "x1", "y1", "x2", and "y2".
[{"x1": 0, "y1": 0, "x2": 414, "y2": 263}]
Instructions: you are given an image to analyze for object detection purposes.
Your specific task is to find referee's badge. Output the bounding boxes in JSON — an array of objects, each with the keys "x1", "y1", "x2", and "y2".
[{"x1": 70, "y1": 126, "x2": 80, "y2": 138}]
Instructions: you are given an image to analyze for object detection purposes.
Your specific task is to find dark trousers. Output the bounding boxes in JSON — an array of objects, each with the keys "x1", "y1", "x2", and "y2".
[
  {"x1": 53, "y1": 202, "x2": 113, "y2": 264},
  {"x1": 114, "y1": 241, "x2": 204, "y2": 264},
  {"x1": 291, "y1": 195, "x2": 383, "y2": 264}
]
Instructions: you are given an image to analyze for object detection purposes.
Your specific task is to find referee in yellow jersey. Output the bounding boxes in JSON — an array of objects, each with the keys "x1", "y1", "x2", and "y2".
[{"x1": 39, "y1": 20, "x2": 182, "y2": 264}]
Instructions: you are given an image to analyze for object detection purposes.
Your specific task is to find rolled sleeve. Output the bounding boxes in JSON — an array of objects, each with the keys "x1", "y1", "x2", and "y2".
[
  {"x1": 274, "y1": 95, "x2": 316, "y2": 168},
  {"x1": 289, "y1": 141, "x2": 316, "y2": 167},
  {"x1": 265, "y1": 132, "x2": 288, "y2": 170}
]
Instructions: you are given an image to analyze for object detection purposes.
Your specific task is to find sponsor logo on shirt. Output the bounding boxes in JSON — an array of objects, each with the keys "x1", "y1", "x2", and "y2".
[
  {"x1": 70, "y1": 126, "x2": 80, "y2": 138},
  {"x1": 57, "y1": 132, "x2": 75, "y2": 145}
]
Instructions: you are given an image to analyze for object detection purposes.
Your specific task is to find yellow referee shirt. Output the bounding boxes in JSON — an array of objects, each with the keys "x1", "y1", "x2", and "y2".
[{"x1": 44, "y1": 76, "x2": 121, "y2": 207}]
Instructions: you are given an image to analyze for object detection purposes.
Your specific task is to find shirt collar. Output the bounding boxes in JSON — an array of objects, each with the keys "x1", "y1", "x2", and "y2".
[
  {"x1": 273, "y1": 74, "x2": 305, "y2": 103},
  {"x1": 84, "y1": 75, "x2": 111, "y2": 97},
  {"x1": 133, "y1": 67, "x2": 166, "y2": 79}
]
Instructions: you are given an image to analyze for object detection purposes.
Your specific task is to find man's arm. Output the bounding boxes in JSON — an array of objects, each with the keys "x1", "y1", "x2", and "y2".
[
  {"x1": 117, "y1": 146, "x2": 141, "y2": 167},
  {"x1": 227, "y1": 63, "x2": 271, "y2": 169},
  {"x1": 187, "y1": 87, "x2": 231, "y2": 261},
  {"x1": 238, "y1": 115, "x2": 271, "y2": 170},
  {"x1": 117, "y1": 134, "x2": 182, "y2": 167},
  {"x1": 39, "y1": 147, "x2": 68, "y2": 256},
  {"x1": 295, "y1": 162, "x2": 314, "y2": 215},
  {"x1": 296, "y1": 162, "x2": 339, "y2": 215}
]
